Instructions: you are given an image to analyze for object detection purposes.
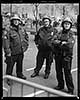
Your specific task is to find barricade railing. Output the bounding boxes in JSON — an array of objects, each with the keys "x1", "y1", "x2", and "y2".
[
  {"x1": 3, "y1": 75, "x2": 76, "y2": 97},
  {"x1": 3, "y1": 87, "x2": 8, "y2": 97}
]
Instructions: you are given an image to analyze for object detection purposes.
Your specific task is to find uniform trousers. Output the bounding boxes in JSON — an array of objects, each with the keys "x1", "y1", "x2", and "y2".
[
  {"x1": 34, "y1": 49, "x2": 53, "y2": 75},
  {"x1": 5, "y1": 53, "x2": 24, "y2": 76},
  {"x1": 55, "y1": 52, "x2": 74, "y2": 91}
]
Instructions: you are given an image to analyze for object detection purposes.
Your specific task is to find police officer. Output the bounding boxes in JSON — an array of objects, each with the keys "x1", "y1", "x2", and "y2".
[
  {"x1": 30, "y1": 16, "x2": 57, "y2": 79},
  {"x1": 3, "y1": 14, "x2": 29, "y2": 80},
  {"x1": 53, "y1": 17, "x2": 75, "y2": 94}
]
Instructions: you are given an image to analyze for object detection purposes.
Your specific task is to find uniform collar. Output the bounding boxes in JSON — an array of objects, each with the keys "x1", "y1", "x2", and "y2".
[{"x1": 62, "y1": 29, "x2": 70, "y2": 34}]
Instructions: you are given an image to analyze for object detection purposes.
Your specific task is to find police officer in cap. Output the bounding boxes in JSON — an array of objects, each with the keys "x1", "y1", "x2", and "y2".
[
  {"x1": 3, "y1": 14, "x2": 29, "y2": 81},
  {"x1": 53, "y1": 17, "x2": 75, "y2": 94},
  {"x1": 31, "y1": 16, "x2": 57, "y2": 79}
]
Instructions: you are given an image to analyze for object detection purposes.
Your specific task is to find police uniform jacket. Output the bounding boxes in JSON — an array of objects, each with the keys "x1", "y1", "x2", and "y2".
[
  {"x1": 34, "y1": 25, "x2": 57, "y2": 51},
  {"x1": 53, "y1": 30, "x2": 75, "y2": 56},
  {"x1": 3, "y1": 25, "x2": 29, "y2": 56}
]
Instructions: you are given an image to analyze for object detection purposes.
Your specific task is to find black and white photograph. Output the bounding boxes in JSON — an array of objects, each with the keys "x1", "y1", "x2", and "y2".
[{"x1": 1, "y1": 1, "x2": 79, "y2": 97}]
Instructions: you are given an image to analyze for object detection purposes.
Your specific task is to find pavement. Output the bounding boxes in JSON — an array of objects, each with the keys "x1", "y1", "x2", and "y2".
[{"x1": 3, "y1": 33, "x2": 78, "y2": 97}]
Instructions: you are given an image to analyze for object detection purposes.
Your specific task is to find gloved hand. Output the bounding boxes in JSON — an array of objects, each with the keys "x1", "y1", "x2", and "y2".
[
  {"x1": 61, "y1": 41, "x2": 67, "y2": 45},
  {"x1": 5, "y1": 54, "x2": 12, "y2": 64}
]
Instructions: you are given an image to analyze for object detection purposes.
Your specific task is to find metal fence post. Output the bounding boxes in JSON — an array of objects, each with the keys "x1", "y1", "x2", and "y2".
[
  {"x1": 47, "y1": 92, "x2": 50, "y2": 97},
  {"x1": 9, "y1": 85, "x2": 12, "y2": 97},
  {"x1": 34, "y1": 88, "x2": 36, "y2": 97},
  {"x1": 3, "y1": 87, "x2": 8, "y2": 97},
  {"x1": 21, "y1": 84, "x2": 23, "y2": 97}
]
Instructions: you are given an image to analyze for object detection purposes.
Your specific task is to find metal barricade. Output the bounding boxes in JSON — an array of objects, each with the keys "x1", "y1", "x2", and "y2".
[
  {"x1": 3, "y1": 75, "x2": 76, "y2": 97},
  {"x1": 3, "y1": 87, "x2": 8, "y2": 97}
]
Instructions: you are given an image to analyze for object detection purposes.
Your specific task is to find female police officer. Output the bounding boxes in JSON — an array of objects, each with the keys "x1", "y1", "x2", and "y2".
[
  {"x1": 3, "y1": 14, "x2": 29, "y2": 80},
  {"x1": 53, "y1": 17, "x2": 75, "y2": 94},
  {"x1": 30, "y1": 16, "x2": 57, "y2": 79}
]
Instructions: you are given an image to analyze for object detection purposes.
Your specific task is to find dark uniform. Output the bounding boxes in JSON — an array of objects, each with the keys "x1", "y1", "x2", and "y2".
[
  {"x1": 53, "y1": 17, "x2": 75, "y2": 94},
  {"x1": 3, "y1": 15, "x2": 29, "y2": 80},
  {"x1": 31, "y1": 17, "x2": 57, "y2": 79}
]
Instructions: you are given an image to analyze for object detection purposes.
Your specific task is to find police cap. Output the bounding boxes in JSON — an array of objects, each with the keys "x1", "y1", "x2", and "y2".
[
  {"x1": 62, "y1": 17, "x2": 72, "y2": 27},
  {"x1": 10, "y1": 14, "x2": 21, "y2": 22},
  {"x1": 42, "y1": 16, "x2": 51, "y2": 23}
]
